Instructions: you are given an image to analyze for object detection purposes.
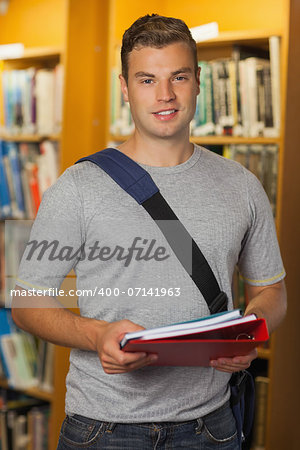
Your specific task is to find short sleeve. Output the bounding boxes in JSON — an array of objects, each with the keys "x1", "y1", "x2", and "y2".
[
  {"x1": 238, "y1": 168, "x2": 285, "y2": 286},
  {"x1": 16, "y1": 168, "x2": 85, "y2": 294}
]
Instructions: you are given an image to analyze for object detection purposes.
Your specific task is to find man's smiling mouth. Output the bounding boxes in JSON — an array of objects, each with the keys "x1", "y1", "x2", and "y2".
[{"x1": 154, "y1": 109, "x2": 177, "y2": 116}]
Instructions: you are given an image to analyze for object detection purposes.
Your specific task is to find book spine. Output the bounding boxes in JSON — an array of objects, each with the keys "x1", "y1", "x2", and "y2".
[
  {"x1": 211, "y1": 61, "x2": 221, "y2": 134},
  {"x1": 256, "y1": 64, "x2": 266, "y2": 136},
  {"x1": 245, "y1": 58, "x2": 259, "y2": 137},
  {"x1": 232, "y1": 46, "x2": 243, "y2": 132},
  {"x1": 35, "y1": 69, "x2": 55, "y2": 135},
  {"x1": 263, "y1": 64, "x2": 275, "y2": 136},
  {"x1": 0, "y1": 140, "x2": 11, "y2": 218},
  {"x1": 239, "y1": 60, "x2": 250, "y2": 136},
  {"x1": 228, "y1": 60, "x2": 239, "y2": 135},
  {"x1": 3, "y1": 147, "x2": 18, "y2": 217},
  {"x1": 7, "y1": 142, "x2": 26, "y2": 218},
  {"x1": 205, "y1": 63, "x2": 215, "y2": 134},
  {"x1": 269, "y1": 36, "x2": 281, "y2": 135}
]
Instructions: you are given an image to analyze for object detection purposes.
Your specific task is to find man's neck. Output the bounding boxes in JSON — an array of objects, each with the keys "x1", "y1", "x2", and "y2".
[{"x1": 117, "y1": 131, "x2": 194, "y2": 167}]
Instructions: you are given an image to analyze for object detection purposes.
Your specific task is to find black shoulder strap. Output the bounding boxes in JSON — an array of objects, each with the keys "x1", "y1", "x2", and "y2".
[{"x1": 76, "y1": 148, "x2": 227, "y2": 314}]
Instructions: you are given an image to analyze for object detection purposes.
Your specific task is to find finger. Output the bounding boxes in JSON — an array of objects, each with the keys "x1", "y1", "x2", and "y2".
[
  {"x1": 104, "y1": 350, "x2": 148, "y2": 365},
  {"x1": 101, "y1": 351, "x2": 157, "y2": 370},
  {"x1": 232, "y1": 350, "x2": 258, "y2": 365},
  {"x1": 102, "y1": 353, "x2": 157, "y2": 373},
  {"x1": 210, "y1": 359, "x2": 251, "y2": 372}
]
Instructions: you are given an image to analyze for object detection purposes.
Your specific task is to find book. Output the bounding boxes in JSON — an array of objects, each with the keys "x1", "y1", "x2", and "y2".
[
  {"x1": 0, "y1": 140, "x2": 58, "y2": 220},
  {"x1": 0, "y1": 333, "x2": 38, "y2": 389},
  {"x1": 269, "y1": 36, "x2": 281, "y2": 136},
  {"x1": 0, "y1": 308, "x2": 16, "y2": 379},
  {"x1": 0, "y1": 394, "x2": 48, "y2": 450},
  {"x1": 35, "y1": 69, "x2": 55, "y2": 135},
  {"x1": 122, "y1": 316, "x2": 268, "y2": 366},
  {"x1": 120, "y1": 309, "x2": 243, "y2": 347},
  {"x1": 6, "y1": 142, "x2": 26, "y2": 218},
  {"x1": 0, "y1": 141, "x2": 11, "y2": 218}
]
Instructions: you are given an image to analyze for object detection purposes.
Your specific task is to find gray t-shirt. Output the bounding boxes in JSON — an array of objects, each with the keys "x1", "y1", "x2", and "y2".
[{"x1": 17, "y1": 145, "x2": 285, "y2": 422}]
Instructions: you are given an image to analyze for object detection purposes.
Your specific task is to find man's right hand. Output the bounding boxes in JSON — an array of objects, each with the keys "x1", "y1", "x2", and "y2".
[{"x1": 95, "y1": 319, "x2": 158, "y2": 374}]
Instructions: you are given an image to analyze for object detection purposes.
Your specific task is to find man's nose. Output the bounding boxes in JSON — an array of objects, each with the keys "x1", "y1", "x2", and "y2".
[{"x1": 156, "y1": 80, "x2": 176, "y2": 102}]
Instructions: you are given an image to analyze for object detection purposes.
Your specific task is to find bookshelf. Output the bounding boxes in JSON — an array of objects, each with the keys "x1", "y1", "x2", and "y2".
[
  {"x1": 0, "y1": 134, "x2": 61, "y2": 142},
  {"x1": 106, "y1": 2, "x2": 299, "y2": 449},
  {"x1": 0, "y1": 378, "x2": 53, "y2": 403},
  {"x1": 0, "y1": 45, "x2": 64, "y2": 449}
]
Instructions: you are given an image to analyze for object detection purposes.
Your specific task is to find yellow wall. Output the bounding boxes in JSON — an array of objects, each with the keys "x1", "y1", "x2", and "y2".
[
  {"x1": 164, "y1": 0, "x2": 287, "y2": 31},
  {"x1": 0, "y1": 0, "x2": 288, "y2": 48},
  {"x1": 60, "y1": 0, "x2": 110, "y2": 171},
  {"x1": 114, "y1": 0, "x2": 167, "y2": 41},
  {"x1": 0, "y1": 0, "x2": 66, "y2": 47},
  {"x1": 113, "y1": 0, "x2": 287, "y2": 39}
]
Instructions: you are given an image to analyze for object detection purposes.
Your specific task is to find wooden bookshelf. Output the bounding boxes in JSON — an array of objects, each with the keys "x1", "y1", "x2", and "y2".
[
  {"x1": 0, "y1": 43, "x2": 65, "y2": 450},
  {"x1": 3, "y1": 46, "x2": 63, "y2": 61},
  {"x1": 0, "y1": 133, "x2": 61, "y2": 142},
  {"x1": 106, "y1": 2, "x2": 299, "y2": 449},
  {"x1": 195, "y1": 29, "x2": 281, "y2": 48},
  {"x1": 0, "y1": 377, "x2": 53, "y2": 403}
]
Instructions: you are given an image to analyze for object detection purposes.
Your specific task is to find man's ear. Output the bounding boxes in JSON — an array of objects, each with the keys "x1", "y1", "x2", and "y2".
[{"x1": 119, "y1": 74, "x2": 129, "y2": 102}]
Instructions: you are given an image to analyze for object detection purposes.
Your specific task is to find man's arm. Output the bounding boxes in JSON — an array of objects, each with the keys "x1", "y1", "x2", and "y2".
[
  {"x1": 11, "y1": 286, "x2": 158, "y2": 374},
  {"x1": 244, "y1": 279, "x2": 287, "y2": 334},
  {"x1": 210, "y1": 279, "x2": 287, "y2": 373}
]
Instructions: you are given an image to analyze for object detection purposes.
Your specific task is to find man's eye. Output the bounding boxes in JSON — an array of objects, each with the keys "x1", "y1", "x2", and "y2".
[
  {"x1": 142, "y1": 79, "x2": 153, "y2": 84},
  {"x1": 175, "y1": 76, "x2": 186, "y2": 81}
]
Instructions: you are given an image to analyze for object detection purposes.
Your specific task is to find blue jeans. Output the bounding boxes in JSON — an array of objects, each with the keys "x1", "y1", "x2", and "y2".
[{"x1": 57, "y1": 400, "x2": 239, "y2": 449}]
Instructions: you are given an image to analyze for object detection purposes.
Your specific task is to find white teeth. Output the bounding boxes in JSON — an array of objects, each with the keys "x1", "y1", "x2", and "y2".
[{"x1": 156, "y1": 110, "x2": 176, "y2": 116}]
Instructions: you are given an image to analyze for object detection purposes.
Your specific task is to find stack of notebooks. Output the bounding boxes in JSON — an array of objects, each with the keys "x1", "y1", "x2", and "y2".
[{"x1": 120, "y1": 310, "x2": 268, "y2": 366}]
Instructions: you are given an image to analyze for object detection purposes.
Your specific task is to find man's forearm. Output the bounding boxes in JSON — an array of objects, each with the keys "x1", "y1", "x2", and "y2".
[
  {"x1": 11, "y1": 286, "x2": 108, "y2": 352},
  {"x1": 12, "y1": 285, "x2": 154, "y2": 374},
  {"x1": 244, "y1": 280, "x2": 287, "y2": 334}
]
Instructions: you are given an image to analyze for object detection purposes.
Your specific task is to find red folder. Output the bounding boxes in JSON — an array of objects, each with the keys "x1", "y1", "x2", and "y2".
[{"x1": 122, "y1": 318, "x2": 269, "y2": 366}]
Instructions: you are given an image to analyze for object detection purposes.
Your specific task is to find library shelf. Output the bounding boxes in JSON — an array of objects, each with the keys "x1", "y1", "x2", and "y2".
[
  {"x1": 195, "y1": 29, "x2": 282, "y2": 48},
  {"x1": 0, "y1": 46, "x2": 63, "y2": 62},
  {"x1": 0, "y1": 133, "x2": 61, "y2": 142},
  {"x1": 0, "y1": 377, "x2": 53, "y2": 403}
]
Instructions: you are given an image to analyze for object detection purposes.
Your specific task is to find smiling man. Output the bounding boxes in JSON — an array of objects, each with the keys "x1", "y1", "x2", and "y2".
[{"x1": 12, "y1": 14, "x2": 286, "y2": 450}]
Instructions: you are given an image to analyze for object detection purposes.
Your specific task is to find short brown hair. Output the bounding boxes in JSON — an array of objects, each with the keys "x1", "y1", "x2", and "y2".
[{"x1": 121, "y1": 14, "x2": 198, "y2": 83}]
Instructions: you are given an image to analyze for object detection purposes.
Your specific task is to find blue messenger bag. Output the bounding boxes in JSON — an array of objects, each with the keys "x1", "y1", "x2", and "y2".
[{"x1": 76, "y1": 147, "x2": 255, "y2": 448}]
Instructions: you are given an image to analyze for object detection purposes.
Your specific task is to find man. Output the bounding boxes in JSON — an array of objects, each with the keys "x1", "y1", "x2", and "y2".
[{"x1": 12, "y1": 14, "x2": 286, "y2": 449}]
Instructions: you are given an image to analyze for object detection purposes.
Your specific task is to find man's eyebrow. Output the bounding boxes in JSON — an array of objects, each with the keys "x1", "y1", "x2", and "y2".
[
  {"x1": 135, "y1": 72, "x2": 155, "y2": 78},
  {"x1": 134, "y1": 67, "x2": 193, "y2": 79},
  {"x1": 171, "y1": 67, "x2": 193, "y2": 76}
]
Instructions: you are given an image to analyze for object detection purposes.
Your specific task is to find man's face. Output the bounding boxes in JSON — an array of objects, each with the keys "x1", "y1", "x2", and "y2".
[{"x1": 120, "y1": 42, "x2": 200, "y2": 141}]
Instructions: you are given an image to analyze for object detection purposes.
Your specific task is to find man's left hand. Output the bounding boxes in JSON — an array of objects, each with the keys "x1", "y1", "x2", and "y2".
[{"x1": 209, "y1": 348, "x2": 258, "y2": 373}]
